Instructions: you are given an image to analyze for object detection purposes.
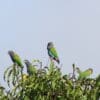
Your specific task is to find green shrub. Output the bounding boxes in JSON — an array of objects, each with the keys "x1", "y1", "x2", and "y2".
[{"x1": 2, "y1": 59, "x2": 99, "y2": 100}]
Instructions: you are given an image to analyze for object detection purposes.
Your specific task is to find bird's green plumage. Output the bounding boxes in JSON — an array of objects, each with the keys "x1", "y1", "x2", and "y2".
[
  {"x1": 47, "y1": 42, "x2": 60, "y2": 63},
  {"x1": 27, "y1": 65, "x2": 36, "y2": 75},
  {"x1": 77, "y1": 68, "x2": 93, "y2": 80},
  {"x1": 24, "y1": 60, "x2": 36, "y2": 76},
  {"x1": 13, "y1": 53, "x2": 23, "y2": 67},
  {"x1": 49, "y1": 47, "x2": 58, "y2": 58},
  {"x1": 8, "y1": 51, "x2": 23, "y2": 67}
]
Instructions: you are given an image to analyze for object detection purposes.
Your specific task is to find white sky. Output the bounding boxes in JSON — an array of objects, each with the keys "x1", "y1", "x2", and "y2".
[{"x1": 0, "y1": 0, "x2": 100, "y2": 87}]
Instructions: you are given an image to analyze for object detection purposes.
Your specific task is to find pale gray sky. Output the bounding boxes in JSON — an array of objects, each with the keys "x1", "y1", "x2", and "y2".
[{"x1": 0, "y1": 0, "x2": 100, "y2": 87}]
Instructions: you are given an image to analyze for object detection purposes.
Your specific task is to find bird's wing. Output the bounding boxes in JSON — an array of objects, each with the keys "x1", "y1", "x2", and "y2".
[
  {"x1": 50, "y1": 47, "x2": 58, "y2": 58},
  {"x1": 14, "y1": 53, "x2": 23, "y2": 66},
  {"x1": 79, "y1": 70, "x2": 92, "y2": 79},
  {"x1": 27, "y1": 65, "x2": 36, "y2": 75}
]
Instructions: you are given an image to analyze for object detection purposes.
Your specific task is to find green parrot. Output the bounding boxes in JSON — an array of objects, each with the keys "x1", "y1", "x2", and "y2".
[
  {"x1": 76, "y1": 67, "x2": 93, "y2": 80},
  {"x1": 24, "y1": 60, "x2": 36, "y2": 76},
  {"x1": 8, "y1": 50, "x2": 23, "y2": 68},
  {"x1": 47, "y1": 42, "x2": 60, "y2": 64}
]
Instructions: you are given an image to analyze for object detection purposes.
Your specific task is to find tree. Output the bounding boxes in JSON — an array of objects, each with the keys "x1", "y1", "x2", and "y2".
[{"x1": 0, "y1": 51, "x2": 99, "y2": 100}]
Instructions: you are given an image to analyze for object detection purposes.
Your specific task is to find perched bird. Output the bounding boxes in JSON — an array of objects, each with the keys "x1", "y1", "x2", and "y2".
[
  {"x1": 8, "y1": 50, "x2": 23, "y2": 67},
  {"x1": 8, "y1": 50, "x2": 23, "y2": 68},
  {"x1": 76, "y1": 67, "x2": 93, "y2": 80},
  {"x1": 47, "y1": 42, "x2": 60, "y2": 64},
  {"x1": 24, "y1": 60, "x2": 36, "y2": 76}
]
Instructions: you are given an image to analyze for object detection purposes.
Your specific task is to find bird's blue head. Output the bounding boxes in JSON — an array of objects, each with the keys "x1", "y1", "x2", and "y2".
[
  {"x1": 47, "y1": 42, "x2": 54, "y2": 49},
  {"x1": 88, "y1": 68, "x2": 93, "y2": 74},
  {"x1": 8, "y1": 50, "x2": 14, "y2": 56},
  {"x1": 24, "y1": 60, "x2": 31, "y2": 67}
]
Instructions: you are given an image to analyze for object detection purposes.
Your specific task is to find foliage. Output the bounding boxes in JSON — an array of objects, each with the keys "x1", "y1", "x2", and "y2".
[{"x1": 0, "y1": 59, "x2": 100, "y2": 100}]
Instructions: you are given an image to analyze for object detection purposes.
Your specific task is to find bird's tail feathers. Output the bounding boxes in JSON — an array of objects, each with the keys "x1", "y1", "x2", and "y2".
[{"x1": 55, "y1": 58, "x2": 60, "y2": 64}]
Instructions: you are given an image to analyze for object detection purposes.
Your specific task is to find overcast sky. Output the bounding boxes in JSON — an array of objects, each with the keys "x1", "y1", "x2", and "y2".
[{"x1": 0, "y1": 0, "x2": 100, "y2": 87}]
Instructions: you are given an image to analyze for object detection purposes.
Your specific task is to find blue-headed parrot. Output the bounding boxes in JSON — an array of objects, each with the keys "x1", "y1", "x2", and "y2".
[
  {"x1": 8, "y1": 50, "x2": 23, "y2": 68},
  {"x1": 76, "y1": 67, "x2": 93, "y2": 80},
  {"x1": 47, "y1": 42, "x2": 60, "y2": 64},
  {"x1": 24, "y1": 60, "x2": 36, "y2": 76}
]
